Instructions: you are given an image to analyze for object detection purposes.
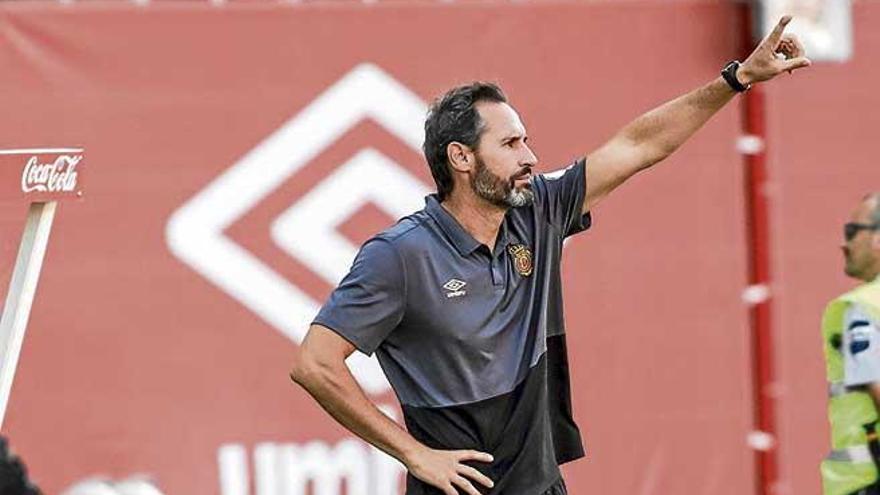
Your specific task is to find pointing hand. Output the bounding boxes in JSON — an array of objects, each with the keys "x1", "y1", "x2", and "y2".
[{"x1": 738, "y1": 15, "x2": 812, "y2": 85}]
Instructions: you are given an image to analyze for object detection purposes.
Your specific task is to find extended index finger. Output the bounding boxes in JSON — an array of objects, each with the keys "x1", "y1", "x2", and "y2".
[{"x1": 767, "y1": 15, "x2": 793, "y2": 45}]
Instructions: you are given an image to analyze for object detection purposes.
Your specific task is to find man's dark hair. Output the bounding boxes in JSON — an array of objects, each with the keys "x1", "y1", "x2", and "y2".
[{"x1": 423, "y1": 82, "x2": 507, "y2": 200}]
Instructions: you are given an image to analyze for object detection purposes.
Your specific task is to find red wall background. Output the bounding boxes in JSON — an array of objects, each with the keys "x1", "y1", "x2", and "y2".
[
  {"x1": 0, "y1": 1, "x2": 876, "y2": 494},
  {"x1": 769, "y1": 3, "x2": 880, "y2": 495}
]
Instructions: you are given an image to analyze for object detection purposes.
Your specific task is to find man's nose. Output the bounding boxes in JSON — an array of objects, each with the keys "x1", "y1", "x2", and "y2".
[{"x1": 522, "y1": 145, "x2": 538, "y2": 166}]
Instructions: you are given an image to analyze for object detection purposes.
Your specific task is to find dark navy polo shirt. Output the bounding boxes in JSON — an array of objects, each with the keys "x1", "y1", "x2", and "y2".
[{"x1": 314, "y1": 158, "x2": 590, "y2": 494}]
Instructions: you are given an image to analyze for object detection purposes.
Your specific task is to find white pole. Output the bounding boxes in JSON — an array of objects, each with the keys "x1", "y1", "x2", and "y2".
[{"x1": 0, "y1": 201, "x2": 57, "y2": 429}]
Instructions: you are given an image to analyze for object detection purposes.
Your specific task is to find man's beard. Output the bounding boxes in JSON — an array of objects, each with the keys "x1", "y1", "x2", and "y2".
[
  {"x1": 843, "y1": 245, "x2": 874, "y2": 280},
  {"x1": 845, "y1": 251, "x2": 867, "y2": 279},
  {"x1": 471, "y1": 155, "x2": 534, "y2": 208}
]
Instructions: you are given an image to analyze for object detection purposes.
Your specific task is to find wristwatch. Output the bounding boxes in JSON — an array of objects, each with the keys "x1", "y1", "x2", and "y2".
[{"x1": 721, "y1": 60, "x2": 751, "y2": 93}]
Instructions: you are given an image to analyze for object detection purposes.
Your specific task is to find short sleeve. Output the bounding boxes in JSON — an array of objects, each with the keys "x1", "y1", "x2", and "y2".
[
  {"x1": 531, "y1": 157, "x2": 591, "y2": 237},
  {"x1": 842, "y1": 304, "x2": 880, "y2": 386},
  {"x1": 312, "y1": 238, "x2": 405, "y2": 355}
]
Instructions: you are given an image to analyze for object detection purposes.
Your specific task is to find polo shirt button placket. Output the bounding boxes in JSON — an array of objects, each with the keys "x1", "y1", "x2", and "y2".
[{"x1": 491, "y1": 252, "x2": 506, "y2": 288}]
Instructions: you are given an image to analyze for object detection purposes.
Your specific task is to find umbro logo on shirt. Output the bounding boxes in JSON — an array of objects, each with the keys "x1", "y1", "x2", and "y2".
[{"x1": 443, "y1": 278, "x2": 467, "y2": 298}]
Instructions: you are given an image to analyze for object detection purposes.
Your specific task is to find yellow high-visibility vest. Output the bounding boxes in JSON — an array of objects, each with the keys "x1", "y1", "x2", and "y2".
[{"x1": 822, "y1": 277, "x2": 880, "y2": 495}]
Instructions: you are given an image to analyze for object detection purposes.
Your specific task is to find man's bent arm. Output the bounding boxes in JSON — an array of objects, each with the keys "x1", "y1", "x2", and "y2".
[
  {"x1": 582, "y1": 15, "x2": 810, "y2": 212},
  {"x1": 290, "y1": 324, "x2": 423, "y2": 463},
  {"x1": 290, "y1": 324, "x2": 495, "y2": 495}
]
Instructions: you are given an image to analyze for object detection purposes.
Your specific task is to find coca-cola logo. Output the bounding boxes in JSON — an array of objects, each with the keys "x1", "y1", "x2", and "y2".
[{"x1": 21, "y1": 154, "x2": 81, "y2": 193}]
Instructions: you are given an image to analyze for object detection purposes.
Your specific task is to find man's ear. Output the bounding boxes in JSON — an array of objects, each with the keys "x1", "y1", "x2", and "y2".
[{"x1": 447, "y1": 141, "x2": 473, "y2": 173}]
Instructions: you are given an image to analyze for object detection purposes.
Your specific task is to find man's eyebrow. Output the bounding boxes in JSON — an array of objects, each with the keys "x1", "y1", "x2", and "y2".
[{"x1": 501, "y1": 133, "x2": 527, "y2": 142}]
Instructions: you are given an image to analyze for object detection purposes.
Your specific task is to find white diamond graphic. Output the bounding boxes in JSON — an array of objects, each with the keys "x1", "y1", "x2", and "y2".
[
  {"x1": 165, "y1": 64, "x2": 429, "y2": 395},
  {"x1": 272, "y1": 148, "x2": 429, "y2": 286}
]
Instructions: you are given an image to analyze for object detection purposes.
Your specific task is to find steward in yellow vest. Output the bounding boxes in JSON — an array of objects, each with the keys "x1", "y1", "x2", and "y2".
[{"x1": 822, "y1": 193, "x2": 880, "y2": 495}]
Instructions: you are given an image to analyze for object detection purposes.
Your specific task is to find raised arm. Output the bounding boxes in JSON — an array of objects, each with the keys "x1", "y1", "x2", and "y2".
[
  {"x1": 582, "y1": 15, "x2": 810, "y2": 212},
  {"x1": 290, "y1": 325, "x2": 495, "y2": 495}
]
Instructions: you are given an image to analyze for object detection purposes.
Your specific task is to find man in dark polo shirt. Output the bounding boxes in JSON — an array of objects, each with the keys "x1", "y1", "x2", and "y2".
[{"x1": 290, "y1": 17, "x2": 809, "y2": 495}]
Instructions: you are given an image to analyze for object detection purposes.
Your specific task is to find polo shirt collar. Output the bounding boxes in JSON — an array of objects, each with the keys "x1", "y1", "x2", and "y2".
[{"x1": 425, "y1": 195, "x2": 510, "y2": 257}]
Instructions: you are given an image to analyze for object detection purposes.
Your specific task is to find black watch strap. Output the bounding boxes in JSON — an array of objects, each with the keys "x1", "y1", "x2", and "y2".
[{"x1": 721, "y1": 60, "x2": 751, "y2": 93}]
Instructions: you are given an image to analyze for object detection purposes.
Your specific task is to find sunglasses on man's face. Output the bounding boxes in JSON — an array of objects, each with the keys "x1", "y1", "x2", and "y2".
[{"x1": 844, "y1": 222, "x2": 880, "y2": 242}]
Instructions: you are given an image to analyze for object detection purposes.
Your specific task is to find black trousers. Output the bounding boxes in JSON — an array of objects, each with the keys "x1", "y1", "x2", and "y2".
[
  {"x1": 542, "y1": 477, "x2": 568, "y2": 495},
  {"x1": 851, "y1": 483, "x2": 880, "y2": 495}
]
